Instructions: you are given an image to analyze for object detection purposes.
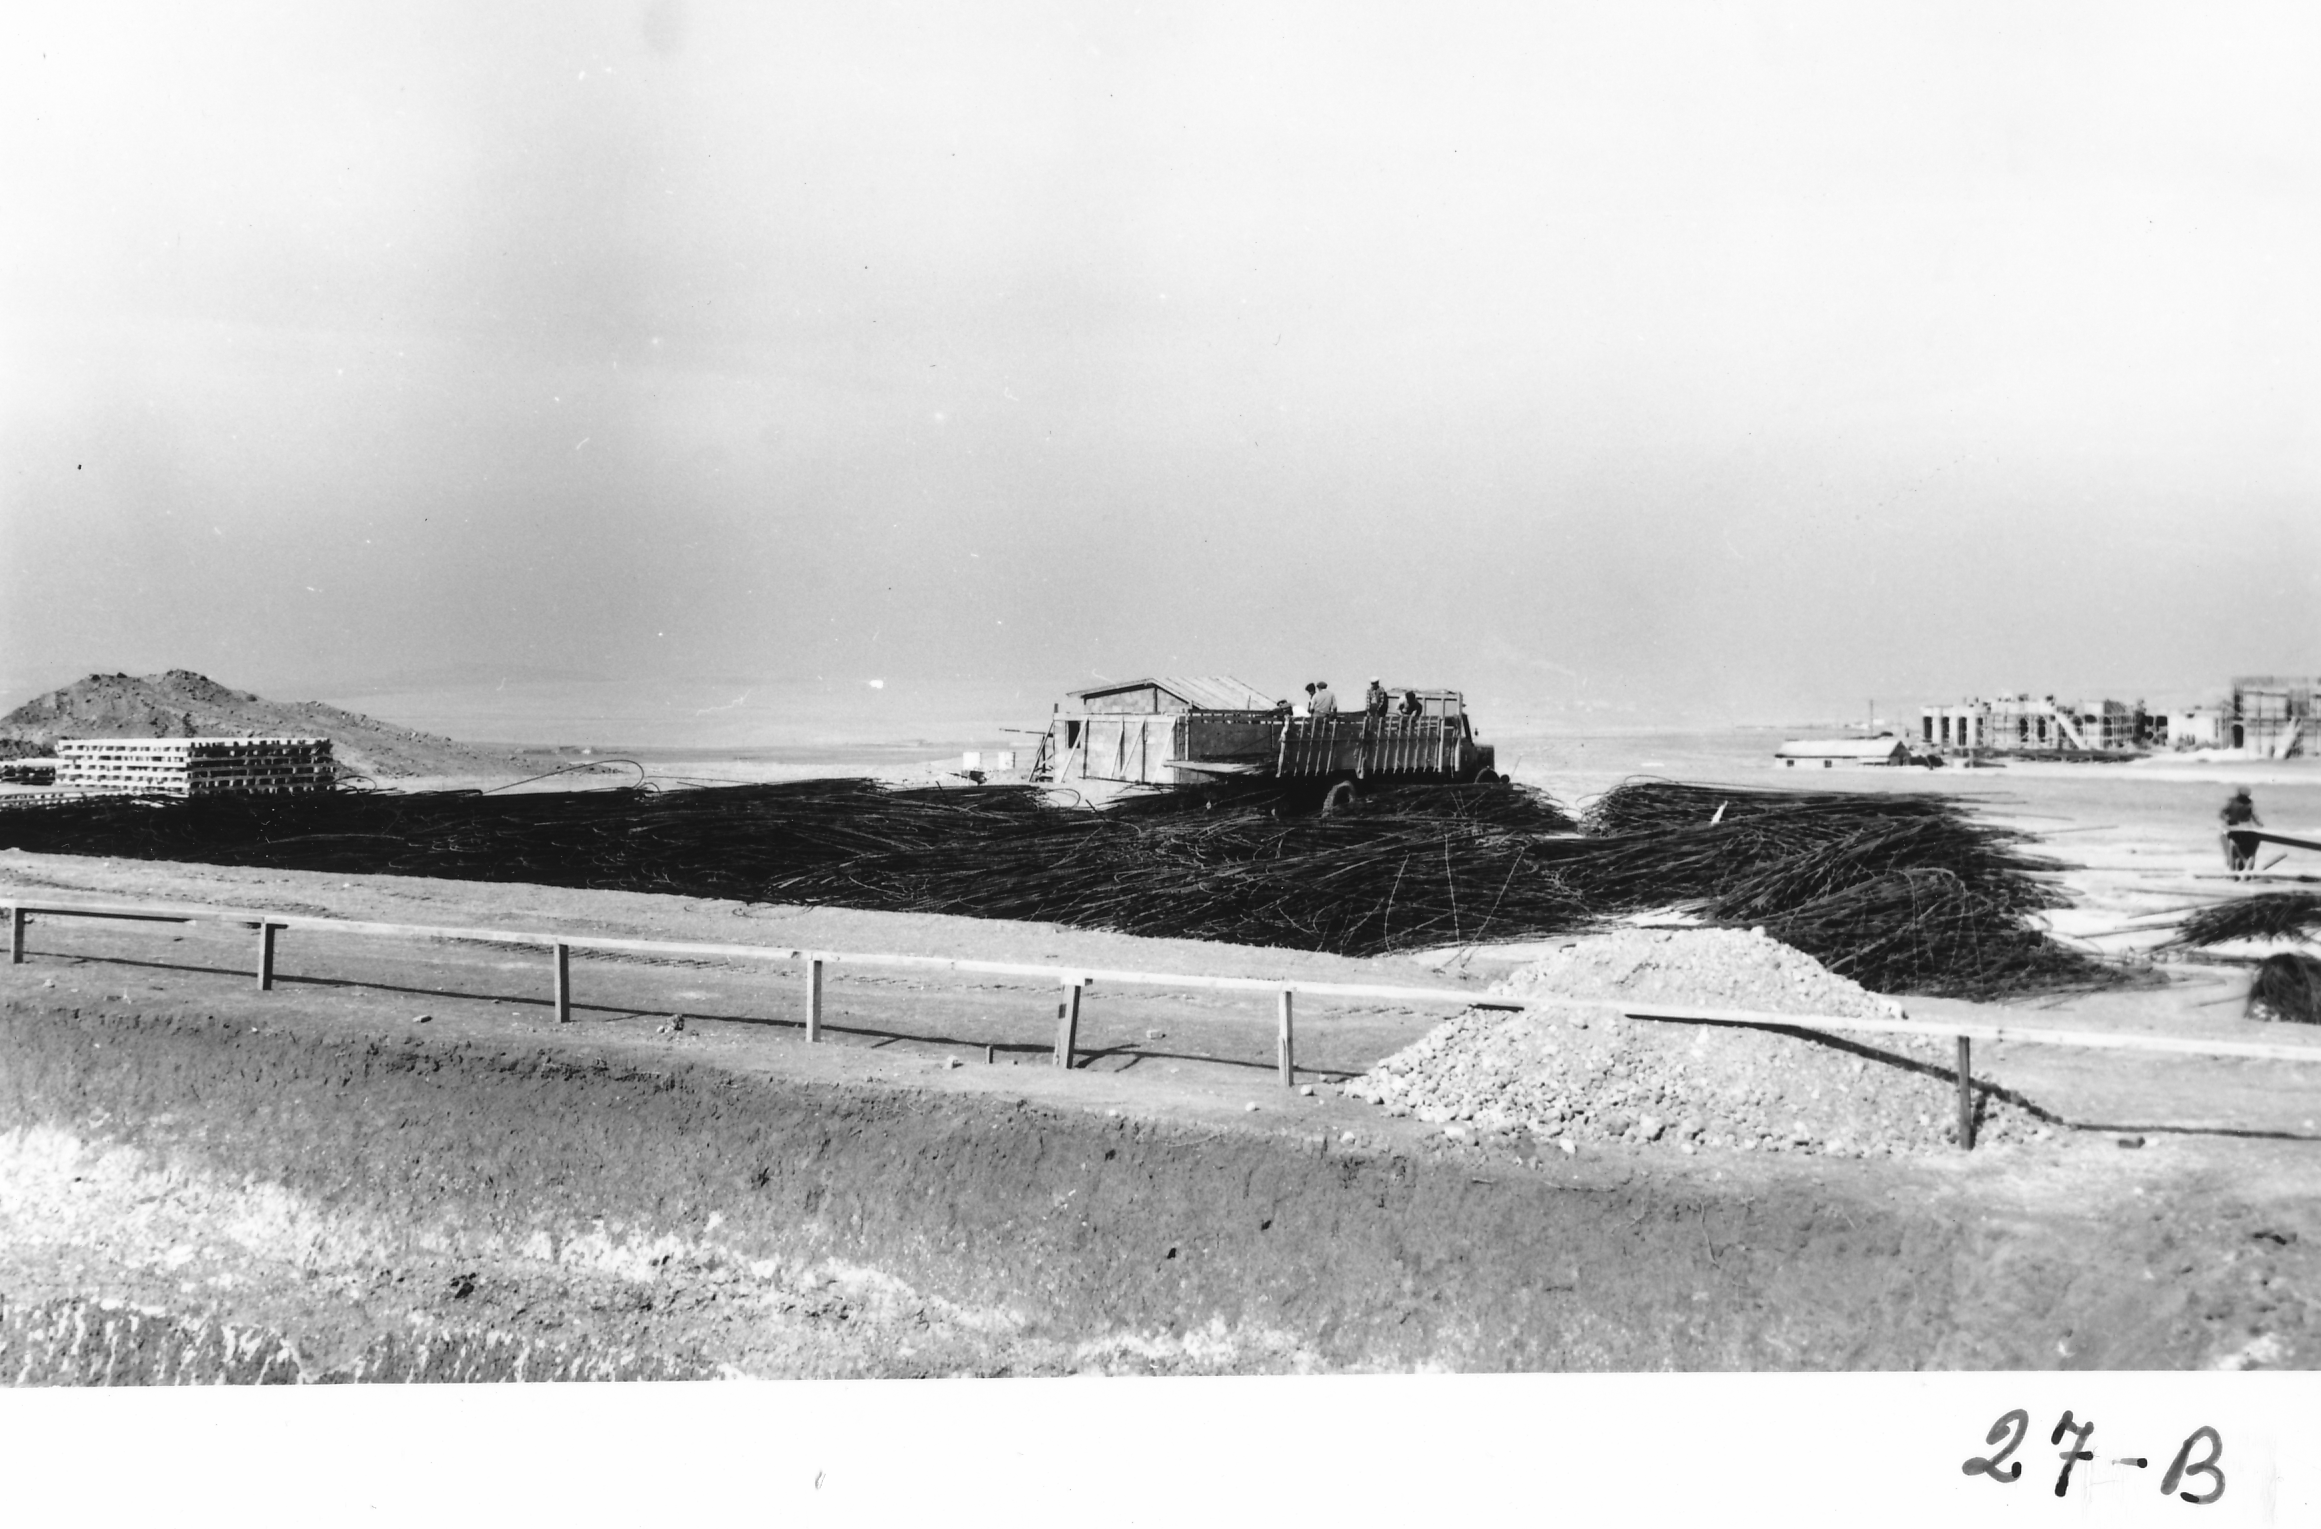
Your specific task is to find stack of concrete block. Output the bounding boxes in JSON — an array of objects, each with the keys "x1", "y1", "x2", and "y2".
[{"x1": 53, "y1": 738, "x2": 335, "y2": 797}]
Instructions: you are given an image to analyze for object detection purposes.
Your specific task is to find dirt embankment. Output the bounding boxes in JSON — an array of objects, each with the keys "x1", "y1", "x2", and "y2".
[{"x1": 4, "y1": 992, "x2": 2315, "y2": 1380}]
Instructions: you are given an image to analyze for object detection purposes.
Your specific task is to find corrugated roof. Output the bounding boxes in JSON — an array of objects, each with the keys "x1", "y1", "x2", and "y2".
[{"x1": 1069, "y1": 676, "x2": 1278, "y2": 711}]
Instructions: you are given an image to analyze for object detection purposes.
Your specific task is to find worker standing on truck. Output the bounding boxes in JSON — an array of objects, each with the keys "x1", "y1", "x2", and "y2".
[
  {"x1": 1365, "y1": 678, "x2": 1389, "y2": 718},
  {"x1": 1399, "y1": 689, "x2": 1423, "y2": 718},
  {"x1": 1311, "y1": 681, "x2": 1338, "y2": 715},
  {"x1": 2222, "y1": 787, "x2": 2263, "y2": 876}
]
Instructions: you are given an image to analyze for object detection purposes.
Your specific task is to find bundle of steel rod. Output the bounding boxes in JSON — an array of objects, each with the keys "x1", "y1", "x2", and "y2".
[
  {"x1": 1101, "y1": 777, "x2": 1581, "y2": 833},
  {"x1": 1559, "y1": 781, "x2": 2098, "y2": 998},
  {"x1": 0, "y1": 778, "x2": 1064, "y2": 892},
  {"x1": 0, "y1": 774, "x2": 2101, "y2": 995},
  {"x1": 767, "y1": 807, "x2": 1591, "y2": 954},
  {"x1": 2169, "y1": 892, "x2": 2321, "y2": 949},
  {"x1": 2248, "y1": 953, "x2": 2321, "y2": 1025},
  {"x1": 1581, "y1": 779, "x2": 1987, "y2": 836}
]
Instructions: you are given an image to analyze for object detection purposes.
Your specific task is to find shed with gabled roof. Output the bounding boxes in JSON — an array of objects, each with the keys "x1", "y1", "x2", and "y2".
[{"x1": 1040, "y1": 676, "x2": 1283, "y2": 787}]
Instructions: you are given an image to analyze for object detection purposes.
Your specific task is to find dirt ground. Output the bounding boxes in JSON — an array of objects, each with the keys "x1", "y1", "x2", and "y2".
[{"x1": 3, "y1": 842, "x2": 2320, "y2": 1378}]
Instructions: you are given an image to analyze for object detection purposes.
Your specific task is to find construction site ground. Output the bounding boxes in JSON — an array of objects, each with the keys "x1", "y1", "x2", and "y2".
[{"x1": 4, "y1": 815, "x2": 2320, "y2": 1379}]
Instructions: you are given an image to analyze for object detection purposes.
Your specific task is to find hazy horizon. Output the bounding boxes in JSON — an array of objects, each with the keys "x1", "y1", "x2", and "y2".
[
  {"x1": 6, "y1": 4, "x2": 2315, "y2": 734},
  {"x1": 0, "y1": 661, "x2": 2261, "y2": 752}
]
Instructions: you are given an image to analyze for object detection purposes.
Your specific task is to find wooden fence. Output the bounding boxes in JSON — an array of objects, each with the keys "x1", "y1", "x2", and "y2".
[{"x1": 7, "y1": 896, "x2": 2314, "y2": 1151}]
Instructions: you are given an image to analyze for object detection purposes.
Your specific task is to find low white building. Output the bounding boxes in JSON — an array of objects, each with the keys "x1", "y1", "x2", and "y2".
[{"x1": 1775, "y1": 735, "x2": 1913, "y2": 769}]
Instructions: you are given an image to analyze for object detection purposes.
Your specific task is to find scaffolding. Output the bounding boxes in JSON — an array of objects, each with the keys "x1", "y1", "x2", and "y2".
[{"x1": 1918, "y1": 695, "x2": 2156, "y2": 758}]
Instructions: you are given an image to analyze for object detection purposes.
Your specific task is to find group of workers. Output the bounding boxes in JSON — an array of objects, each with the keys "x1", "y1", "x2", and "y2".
[{"x1": 1287, "y1": 678, "x2": 1427, "y2": 720}]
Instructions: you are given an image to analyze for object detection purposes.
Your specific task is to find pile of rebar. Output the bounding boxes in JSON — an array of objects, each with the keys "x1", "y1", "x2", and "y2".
[
  {"x1": 1556, "y1": 782, "x2": 2100, "y2": 998},
  {"x1": 2248, "y1": 953, "x2": 2321, "y2": 1025},
  {"x1": 2170, "y1": 892, "x2": 2321, "y2": 949},
  {"x1": 768, "y1": 788, "x2": 1589, "y2": 954},
  {"x1": 0, "y1": 774, "x2": 2107, "y2": 997}
]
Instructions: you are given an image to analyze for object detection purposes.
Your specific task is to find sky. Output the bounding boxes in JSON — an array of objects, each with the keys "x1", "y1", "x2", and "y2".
[{"x1": 3, "y1": 2, "x2": 2316, "y2": 743}]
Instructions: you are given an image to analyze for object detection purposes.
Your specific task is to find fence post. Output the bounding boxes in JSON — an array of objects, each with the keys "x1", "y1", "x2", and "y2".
[
  {"x1": 1054, "y1": 979, "x2": 1083, "y2": 1069},
  {"x1": 257, "y1": 923, "x2": 278, "y2": 992},
  {"x1": 1278, "y1": 988, "x2": 1296, "y2": 1088},
  {"x1": 1956, "y1": 1035, "x2": 1975, "y2": 1150},
  {"x1": 805, "y1": 955, "x2": 824, "y2": 1043},
  {"x1": 7, "y1": 905, "x2": 23, "y2": 965},
  {"x1": 553, "y1": 941, "x2": 571, "y2": 1023}
]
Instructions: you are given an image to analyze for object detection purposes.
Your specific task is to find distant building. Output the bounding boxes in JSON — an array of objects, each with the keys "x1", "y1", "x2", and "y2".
[
  {"x1": 1918, "y1": 680, "x2": 2313, "y2": 758},
  {"x1": 2230, "y1": 676, "x2": 2314, "y2": 758},
  {"x1": 1919, "y1": 694, "x2": 2155, "y2": 757},
  {"x1": 1775, "y1": 735, "x2": 1913, "y2": 768}
]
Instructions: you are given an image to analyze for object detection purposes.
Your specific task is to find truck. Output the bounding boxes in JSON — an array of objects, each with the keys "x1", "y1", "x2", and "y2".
[{"x1": 1030, "y1": 676, "x2": 1499, "y2": 809}]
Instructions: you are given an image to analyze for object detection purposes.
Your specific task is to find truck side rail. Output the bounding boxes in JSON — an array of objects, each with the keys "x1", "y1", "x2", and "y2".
[{"x1": 1277, "y1": 713, "x2": 1465, "y2": 779}]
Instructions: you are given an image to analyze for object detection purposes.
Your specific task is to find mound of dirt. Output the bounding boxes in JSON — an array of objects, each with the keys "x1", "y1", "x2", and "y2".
[
  {"x1": 1344, "y1": 928, "x2": 2048, "y2": 1156},
  {"x1": 0, "y1": 670, "x2": 522, "y2": 780}
]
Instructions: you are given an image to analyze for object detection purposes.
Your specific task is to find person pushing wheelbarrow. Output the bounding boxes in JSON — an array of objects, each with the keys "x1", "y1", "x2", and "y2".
[{"x1": 2222, "y1": 787, "x2": 2263, "y2": 877}]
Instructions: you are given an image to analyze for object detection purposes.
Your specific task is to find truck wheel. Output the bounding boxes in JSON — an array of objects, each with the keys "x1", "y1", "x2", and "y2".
[
  {"x1": 1321, "y1": 780, "x2": 1358, "y2": 816},
  {"x1": 1472, "y1": 768, "x2": 1502, "y2": 785}
]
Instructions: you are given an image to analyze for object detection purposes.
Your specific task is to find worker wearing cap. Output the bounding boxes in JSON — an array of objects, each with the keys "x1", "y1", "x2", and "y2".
[
  {"x1": 2222, "y1": 787, "x2": 2263, "y2": 876},
  {"x1": 1364, "y1": 678, "x2": 1389, "y2": 718}
]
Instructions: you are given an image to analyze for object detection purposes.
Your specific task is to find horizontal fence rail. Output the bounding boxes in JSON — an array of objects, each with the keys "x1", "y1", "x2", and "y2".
[
  {"x1": 4, "y1": 896, "x2": 2315, "y2": 1149},
  {"x1": 1612, "y1": 1001, "x2": 2321, "y2": 1066}
]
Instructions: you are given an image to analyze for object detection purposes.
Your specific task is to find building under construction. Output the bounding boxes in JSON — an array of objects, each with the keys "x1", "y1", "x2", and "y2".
[
  {"x1": 1920, "y1": 695, "x2": 2156, "y2": 758},
  {"x1": 2228, "y1": 676, "x2": 2315, "y2": 758},
  {"x1": 1920, "y1": 676, "x2": 2314, "y2": 760}
]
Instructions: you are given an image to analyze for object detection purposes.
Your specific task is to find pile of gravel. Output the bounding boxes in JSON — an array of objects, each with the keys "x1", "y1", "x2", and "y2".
[{"x1": 1344, "y1": 928, "x2": 2047, "y2": 1156}]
